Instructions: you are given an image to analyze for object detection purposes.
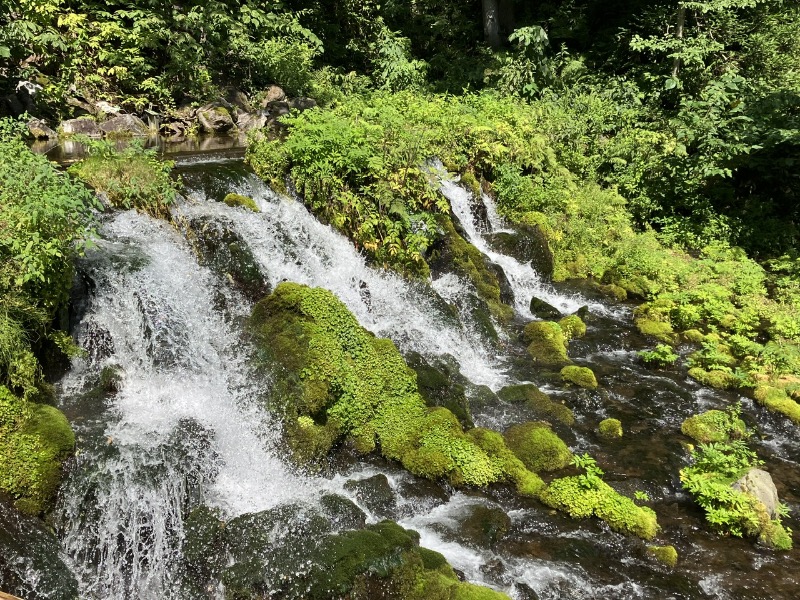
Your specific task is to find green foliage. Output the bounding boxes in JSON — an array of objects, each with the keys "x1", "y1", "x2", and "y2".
[
  {"x1": 638, "y1": 344, "x2": 679, "y2": 368},
  {"x1": 68, "y1": 139, "x2": 178, "y2": 217}
]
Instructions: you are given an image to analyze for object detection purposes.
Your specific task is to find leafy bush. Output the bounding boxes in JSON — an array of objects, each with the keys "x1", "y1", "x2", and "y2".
[{"x1": 638, "y1": 344, "x2": 678, "y2": 368}]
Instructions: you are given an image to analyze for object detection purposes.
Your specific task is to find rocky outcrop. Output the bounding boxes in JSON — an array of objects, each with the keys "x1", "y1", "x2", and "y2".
[
  {"x1": 197, "y1": 103, "x2": 236, "y2": 133},
  {"x1": 60, "y1": 118, "x2": 102, "y2": 137},
  {"x1": 486, "y1": 223, "x2": 554, "y2": 280},
  {"x1": 99, "y1": 114, "x2": 149, "y2": 136},
  {"x1": 26, "y1": 118, "x2": 56, "y2": 140}
]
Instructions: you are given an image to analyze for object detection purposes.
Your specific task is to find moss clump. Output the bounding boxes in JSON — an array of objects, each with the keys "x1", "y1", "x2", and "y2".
[
  {"x1": 223, "y1": 192, "x2": 260, "y2": 212},
  {"x1": 541, "y1": 475, "x2": 659, "y2": 540},
  {"x1": 558, "y1": 314, "x2": 586, "y2": 340},
  {"x1": 682, "y1": 329, "x2": 706, "y2": 344},
  {"x1": 250, "y1": 283, "x2": 539, "y2": 493},
  {"x1": 596, "y1": 283, "x2": 627, "y2": 301},
  {"x1": 523, "y1": 321, "x2": 570, "y2": 366},
  {"x1": 647, "y1": 545, "x2": 678, "y2": 568},
  {"x1": 560, "y1": 365, "x2": 598, "y2": 389},
  {"x1": 0, "y1": 385, "x2": 75, "y2": 514},
  {"x1": 504, "y1": 422, "x2": 572, "y2": 473},
  {"x1": 688, "y1": 367, "x2": 740, "y2": 390},
  {"x1": 753, "y1": 386, "x2": 800, "y2": 424},
  {"x1": 634, "y1": 317, "x2": 677, "y2": 345},
  {"x1": 681, "y1": 409, "x2": 745, "y2": 444},
  {"x1": 598, "y1": 418, "x2": 623, "y2": 439},
  {"x1": 496, "y1": 384, "x2": 574, "y2": 425}
]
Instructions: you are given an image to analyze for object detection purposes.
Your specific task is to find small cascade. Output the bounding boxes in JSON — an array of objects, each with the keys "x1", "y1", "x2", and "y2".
[{"x1": 440, "y1": 178, "x2": 607, "y2": 319}]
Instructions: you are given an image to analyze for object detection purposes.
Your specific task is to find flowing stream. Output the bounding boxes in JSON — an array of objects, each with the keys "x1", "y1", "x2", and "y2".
[{"x1": 15, "y1": 157, "x2": 798, "y2": 600}]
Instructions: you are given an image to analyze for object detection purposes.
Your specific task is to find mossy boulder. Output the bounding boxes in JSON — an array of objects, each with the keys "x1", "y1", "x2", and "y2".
[
  {"x1": 528, "y1": 296, "x2": 562, "y2": 320},
  {"x1": 496, "y1": 384, "x2": 574, "y2": 425},
  {"x1": 503, "y1": 422, "x2": 572, "y2": 473},
  {"x1": 343, "y1": 474, "x2": 397, "y2": 518},
  {"x1": 484, "y1": 222, "x2": 554, "y2": 280},
  {"x1": 647, "y1": 545, "x2": 678, "y2": 568},
  {"x1": 406, "y1": 351, "x2": 473, "y2": 428},
  {"x1": 688, "y1": 367, "x2": 739, "y2": 390},
  {"x1": 541, "y1": 476, "x2": 659, "y2": 540},
  {"x1": 223, "y1": 192, "x2": 260, "y2": 212},
  {"x1": 598, "y1": 418, "x2": 623, "y2": 440},
  {"x1": 523, "y1": 321, "x2": 569, "y2": 366},
  {"x1": 753, "y1": 386, "x2": 800, "y2": 424},
  {"x1": 680, "y1": 409, "x2": 745, "y2": 444},
  {"x1": 595, "y1": 283, "x2": 627, "y2": 302},
  {"x1": 0, "y1": 386, "x2": 75, "y2": 514},
  {"x1": 456, "y1": 504, "x2": 512, "y2": 548},
  {"x1": 249, "y1": 283, "x2": 540, "y2": 494},
  {"x1": 319, "y1": 493, "x2": 368, "y2": 531},
  {"x1": 558, "y1": 315, "x2": 586, "y2": 341},
  {"x1": 634, "y1": 316, "x2": 677, "y2": 345},
  {"x1": 560, "y1": 366, "x2": 598, "y2": 390}
]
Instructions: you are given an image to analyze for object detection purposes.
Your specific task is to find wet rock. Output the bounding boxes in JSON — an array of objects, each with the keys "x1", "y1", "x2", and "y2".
[
  {"x1": 319, "y1": 493, "x2": 367, "y2": 530},
  {"x1": 732, "y1": 468, "x2": 780, "y2": 518},
  {"x1": 99, "y1": 114, "x2": 149, "y2": 136},
  {"x1": 456, "y1": 504, "x2": 512, "y2": 548},
  {"x1": 515, "y1": 583, "x2": 542, "y2": 600},
  {"x1": 196, "y1": 104, "x2": 235, "y2": 133},
  {"x1": 343, "y1": 473, "x2": 397, "y2": 518},
  {"x1": 0, "y1": 494, "x2": 79, "y2": 600},
  {"x1": 488, "y1": 261, "x2": 515, "y2": 306},
  {"x1": 60, "y1": 118, "x2": 102, "y2": 137},
  {"x1": 185, "y1": 215, "x2": 270, "y2": 303},
  {"x1": 182, "y1": 505, "x2": 225, "y2": 579},
  {"x1": 497, "y1": 383, "x2": 574, "y2": 425},
  {"x1": 560, "y1": 365, "x2": 598, "y2": 389},
  {"x1": 261, "y1": 85, "x2": 286, "y2": 105},
  {"x1": 598, "y1": 418, "x2": 623, "y2": 440},
  {"x1": 485, "y1": 224, "x2": 554, "y2": 280},
  {"x1": 395, "y1": 475, "x2": 451, "y2": 507},
  {"x1": 464, "y1": 293, "x2": 500, "y2": 343},
  {"x1": 133, "y1": 290, "x2": 188, "y2": 368},
  {"x1": 405, "y1": 351, "x2": 473, "y2": 428},
  {"x1": 529, "y1": 296, "x2": 562, "y2": 320},
  {"x1": 26, "y1": 118, "x2": 56, "y2": 139}
]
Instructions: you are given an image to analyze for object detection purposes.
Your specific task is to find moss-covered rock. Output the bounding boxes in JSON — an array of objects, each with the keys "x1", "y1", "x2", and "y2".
[
  {"x1": 647, "y1": 545, "x2": 678, "y2": 568},
  {"x1": 496, "y1": 384, "x2": 574, "y2": 426},
  {"x1": 343, "y1": 474, "x2": 397, "y2": 518},
  {"x1": 560, "y1": 366, "x2": 598, "y2": 390},
  {"x1": 634, "y1": 316, "x2": 677, "y2": 345},
  {"x1": 558, "y1": 315, "x2": 586, "y2": 341},
  {"x1": 503, "y1": 422, "x2": 572, "y2": 473},
  {"x1": 541, "y1": 476, "x2": 659, "y2": 540},
  {"x1": 223, "y1": 192, "x2": 260, "y2": 212},
  {"x1": 753, "y1": 386, "x2": 800, "y2": 424},
  {"x1": 598, "y1": 418, "x2": 623, "y2": 440},
  {"x1": 456, "y1": 504, "x2": 512, "y2": 548},
  {"x1": 682, "y1": 329, "x2": 706, "y2": 344},
  {"x1": 680, "y1": 409, "x2": 745, "y2": 444},
  {"x1": 406, "y1": 351, "x2": 473, "y2": 428},
  {"x1": 595, "y1": 283, "x2": 627, "y2": 302},
  {"x1": 250, "y1": 283, "x2": 539, "y2": 494},
  {"x1": 523, "y1": 321, "x2": 569, "y2": 366},
  {"x1": 688, "y1": 367, "x2": 740, "y2": 390},
  {"x1": 528, "y1": 296, "x2": 562, "y2": 320},
  {"x1": 0, "y1": 386, "x2": 75, "y2": 514}
]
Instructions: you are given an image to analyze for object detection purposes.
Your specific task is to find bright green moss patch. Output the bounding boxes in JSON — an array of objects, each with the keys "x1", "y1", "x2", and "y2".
[
  {"x1": 523, "y1": 321, "x2": 569, "y2": 366},
  {"x1": 681, "y1": 408, "x2": 745, "y2": 444},
  {"x1": 753, "y1": 386, "x2": 800, "y2": 424},
  {"x1": 558, "y1": 315, "x2": 586, "y2": 340},
  {"x1": 504, "y1": 422, "x2": 572, "y2": 473},
  {"x1": 223, "y1": 192, "x2": 260, "y2": 212},
  {"x1": 647, "y1": 545, "x2": 678, "y2": 568},
  {"x1": 249, "y1": 283, "x2": 539, "y2": 493},
  {"x1": 541, "y1": 455, "x2": 659, "y2": 540},
  {"x1": 560, "y1": 365, "x2": 598, "y2": 389},
  {"x1": 688, "y1": 368, "x2": 740, "y2": 390},
  {"x1": 634, "y1": 317, "x2": 676, "y2": 345},
  {"x1": 0, "y1": 385, "x2": 75, "y2": 514},
  {"x1": 598, "y1": 418, "x2": 623, "y2": 439},
  {"x1": 497, "y1": 384, "x2": 574, "y2": 426}
]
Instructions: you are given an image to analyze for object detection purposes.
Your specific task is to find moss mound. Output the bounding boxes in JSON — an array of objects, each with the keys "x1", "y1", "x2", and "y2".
[
  {"x1": 0, "y1": 385, "x2": 75, "y2": 514},
  {"x1": 647, "y1": 545, "x2": 678, "y2": 568},
  {"x1": 634, "y1": 316, "x2": 676, "y2": 345},
  {"x1": 753, "y1": 386, "x2": 800, "y2": 424},
  {"x1": 523, "y1": 321, "x2": 569, "y2": 366},
  {"x1": 558, "y1": 315, "x2": 586, "y2": 340},
  {"x1": 560, "y1": 365, "x2": 598, "y2": 389},
  {"x1": 496, "y1": 384, "x2": 574, "y2": 425},
  {"x1": 249, "y1": 283, "x2": 540, "y2": 493},
  {"x1": 223, "y1": 192, "x2": 260, "y2": 212},
  {"x1": 681, "y1": 409, "x2": 745, "y2": 444},
  {"x1": 598, "y1": 418, "x2": 623, "y2": 439},
  {"x1": 688, "y1": 367, "x2": 740, "y2": 390},
  {"x1": 504, "y1": 422, "x2": 572, "y2": 473}
]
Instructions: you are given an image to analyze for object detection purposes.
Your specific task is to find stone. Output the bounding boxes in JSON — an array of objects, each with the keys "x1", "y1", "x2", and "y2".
[
  {"x1": 288, "y1": 96, "x2": 318, "y2": 111},
  {"x1": 26, "y1": 118, "x2": 56, "y2": 140},
  {"x1": 319, "y1": 493, "x2": 367, "y2": 530},
  {"x1": 94, "y1": 100, "x2": 121, "y2": 115},
  {"x1": 236, "y1": 111, "x2": 269, "y2": 132},
  {"x1": 456, "y1": 504, "x2": 512, "y2": 548},
  {"x1": 732, "y1": 468, "x2": 780, "y2": 518},
  {"x1": 261, "y1": 85, "x2": 286, "y2": 105},
  {"x1": 99, "y1": 114, "x2": 149, "y2": 136},
  {"x1": 529, "y1": 296, "x2": 562, "y2": 320},
  {"x1": 196, "y1": 104, "x2": 235, "y2": 133},
  {"x1": 486, "y1": 223, "x2": 554, "y2": 280},
  {"x1": 60, "y1": 118, "x2": 102, "y2": 137},
  {"x1": 343, "y1": 473, "x2": 397, "y2": 518},
  {"x1": 266, "y1": 100, "x2": 290, "y2": 119},
  {"x1": 405, "y1": 351, "x2": 473, "y2": 428},
  {"x1": 224, "y1": 87, "x2": 252, "y2": 112}
]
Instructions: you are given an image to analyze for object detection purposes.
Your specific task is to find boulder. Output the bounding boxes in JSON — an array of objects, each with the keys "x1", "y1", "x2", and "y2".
[
  {"x1": 26, "y1": 118, "x2": 56, "y2": 140},
  {"x1": 529, "y1": 296, "x2": 562, "y2": 320},
  {"x1": 288, "y1": 96, "x2": 318, "y2": 111},
  {"x1": 405, "y1": 351, "x2": 473, "y2": 428},
  {"x1": 266, "y1": 100, "x2": 290, "y2": 120},
  {"x1": 261, "y1": 85, "x2": 286, "y2": 105},
  {"x1": 60, "y1": 118, "x2": 102, "y2": 137},
  {"x1": 196, "y1": 104, "x2": 235, "y2": 133},
  {"x1": 343, "y1": 473, "x2": 397, "y2": 518},
  {"x1": 732, "y1": 468, "x2": 780, "y2": 518},
  {"x1": 94, "y1": 100, "x2": 121, "y2": 115},
  {"x1": 236, "y1": 111, "x2": 269, "y2": 132},
  {"x1": 486, "y1": 223, "x2": 554, "y2": 279},
  {"x1": 224, "y1": 87, "x2": 252, "y2": 112},
  {"x1": 456, "y1": 504, "x2": 512, "y2": 548},
  {"x1": 99, "y1": 114, "x2": 149, "y2": 136}
]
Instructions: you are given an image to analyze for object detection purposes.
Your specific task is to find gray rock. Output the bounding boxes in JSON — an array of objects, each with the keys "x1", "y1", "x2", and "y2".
[
  {"x1": 261, "y1": 85, "x2": 286, "y2": 105},
  {"x1": 196, "y1": 104, "x2": 235, "y2": 133},
  {"x1": 288, "y1": 96, "x2": 317, "y2": 111},
  {"x1": 27, "y1": 118, "x2": 56, "y2": 139},
  {"x1": 94, "y1": 100, "x2": 121, "y2": 115},
  {"x1": 343, "y1": 474, "x2": 396, "y2": 518},
  {"x1": 60, "y1": 118, "x2": 102, "y2": 137},
  {"x1": 100, "y1": 114, "x2": 149, "y2": 136},
  {"x1": 486, "y1": 223, "x2": 554, "y2": 280},
  {"x1": 224, "y1": 87, "x2": 252, "y2": 112},
  {"x1": 732, "y1": 468, "x2": 780, "y2": 518},
  {"x1": 266, "y1": 100, "x2": 290, "y2": 119},
  {"x1": 530, "y1": 296, "x2": 562, "y2": 319},
  {"x1": 236, "y1": 111, "x2": 269, "y2": 132}
]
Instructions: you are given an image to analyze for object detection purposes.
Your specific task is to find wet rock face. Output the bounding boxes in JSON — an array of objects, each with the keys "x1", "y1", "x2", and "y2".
[
  {"x1": 0, "y1": 495, "x2": 79, "y2": 600},
  {"x1": 60, "y1": 118, "x2": 102, "y2": 137},
  {"x1": 343, "y1": 474, "x2": 397, "y2": 519},
  {"x1": 405, "y1": 351, "x2": 473, "y2": 428},
  {"x1": 134, "y1": 290, "x2": 189, "y2": 368},
  {"x1": 455, "y1": 504, "x2": 512, "y2": 548},
  {"x1": 486, "y1": 224, "x2": 554, "y2": 280},
  {"x1": 529, "y1": 296, "x2": 562, "y2": 320},
  {"x1": 732, "y1": 468, "x2": 780, "y2": 518},
  {"x1": 319, "y1": 493, "x2": 368, "y2": 530}
]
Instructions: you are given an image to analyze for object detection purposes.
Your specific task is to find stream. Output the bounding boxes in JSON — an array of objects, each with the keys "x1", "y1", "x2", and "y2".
[{"x1": 5, "y1": 156, "x2": 800, "y2": 599}]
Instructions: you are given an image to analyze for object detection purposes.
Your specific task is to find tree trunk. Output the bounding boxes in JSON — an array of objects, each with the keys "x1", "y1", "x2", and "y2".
[
  {"x1": 482, "y1": 0, "x2": 501, "y2": 49},
  {"x1": 672, "y1": 5, "x2": 686, "y2": 77},
  {"x1": 499, "y1": 0, "x2": 516, "y2": 38}
]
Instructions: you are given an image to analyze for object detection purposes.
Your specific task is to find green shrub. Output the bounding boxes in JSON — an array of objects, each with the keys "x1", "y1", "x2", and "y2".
[{"x1": 638, "y1": 344, "x2": 678, "y2": 368}]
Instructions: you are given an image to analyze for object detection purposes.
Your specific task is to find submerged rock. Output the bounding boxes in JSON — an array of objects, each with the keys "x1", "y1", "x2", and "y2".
[
  {"x1": 223, "y1": 192, "x2": 260, "y2": 212},
  {"x1": 455, "y1": 504, "x2": 512, "y2": 548},
  {"x1": 646, "y1": 545, "x2": 678, "y2": 568},
  {"x1": 497, "y1": 383, "x2": 574, "y2": 426}
]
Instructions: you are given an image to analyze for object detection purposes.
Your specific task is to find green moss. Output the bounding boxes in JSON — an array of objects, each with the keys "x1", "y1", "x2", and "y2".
[
  {"x1": 0, "y1": 385, "x2": 75, "y2": 514},
  {"x1": 250, "y1": 283, "x2": 535, "y2": 493},
  {"x1": 753, "y1": 386, "x2": 800, "y2": 424},
  {"x1": 681, "y1": 409, "x2": 745, "y2": 444},
  {"x1": 759, "y1": 518, "x2": 793, "y2": 551},
  {"x1": 598, "y1": 418, "x2": 623, "y2": 439},
  {"x1": 541, "y1": 476, "x2": 659, "y2": 540},
  {"x1": 560, "y1": 365, "x2": 598, "y2": 389},
  {"x1": 223, "y1": 193, "x2": 260, "y2": 212},
  {"x1": 596, "y1": 283, "x2": 628, "y2": 301},
  {"x1": 496, "y1": 383, "x2": 574, "y2": 425},
  {"x1": 646, "y1": 545, "x2": 678, "y2": 568},
  {"x1": 688, "y1": 367, "x2": 740, "y2": 390},
  {"x1": 635, "y1": 317, "x2": 677, "y2": 344},
  {"x1": 523, "y1": 321, "x2": 570, "y2": 366},
  {"x1": 504, "y1": 422, "x2": 572, "y2": 473},
  {"x1": 558, "y1": 315, "x2": 586, "y2": 340},
  {"x1": 451, "y1": 583, "x2": 510, "y2": 600},
  {"x1": 460, "y1": 170, "x2": 482, "y2": 198},
  {"x1": 682, "y1": 329, "x2": 706, "y2": 344}
]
